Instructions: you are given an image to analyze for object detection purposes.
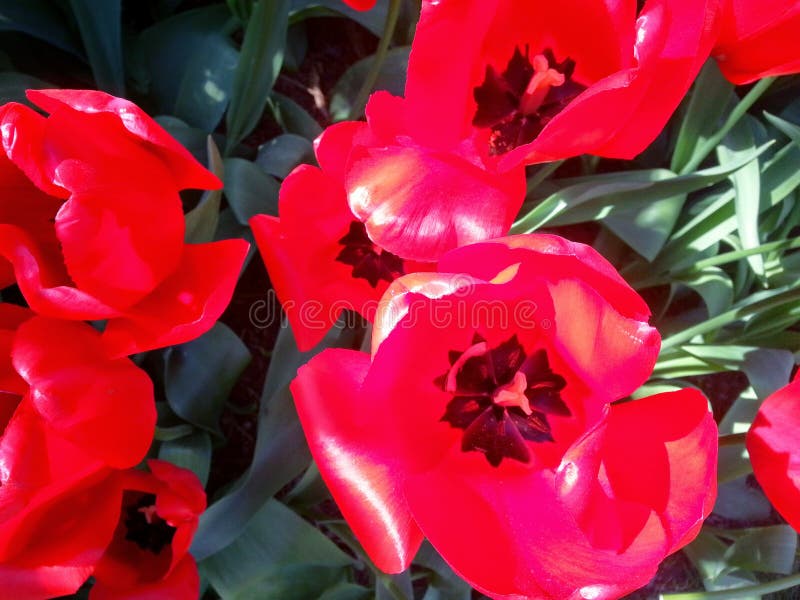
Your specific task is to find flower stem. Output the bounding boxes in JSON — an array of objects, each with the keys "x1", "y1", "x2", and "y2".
[
  {"x1": 348, "y1": 0, "x2": 403, "y2": 119},
  {"x1": 660, "y1": 572, "x2": 800, "y2": 599},
  {"x1": 680, "y1": 77, "x2": 776, "y2": 174}
]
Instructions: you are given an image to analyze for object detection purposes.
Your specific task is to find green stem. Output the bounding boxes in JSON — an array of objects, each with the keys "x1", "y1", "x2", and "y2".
[
  {"x1": 660, "y1": 283, "x2": 800, "y2": 350},
  {"x1": 680, "y1": 77, "x2": 776, "y2": 174},
  {"x1": 348, "y1": 0, "x2": 403, "y2": 119},
  {"x1": 718, "y1": 432, "x2": 747, "y2": 447},
  {"x1": 660, "y1": 572, "x2": 800, "y2": 599}
]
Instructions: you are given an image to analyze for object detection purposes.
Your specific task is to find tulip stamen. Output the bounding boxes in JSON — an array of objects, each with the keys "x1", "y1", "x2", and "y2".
[
  {"x1": 473, "y1": 46, "x2": 585, "y2": 155},
  {"x1": 336, "y1": 221, "x2": 405, "y2": 288},
  {"x1": 436, "y1": 333, "x2": 569, "y2": 467},
  {"x1": 124, "y1": 493, "x2": 176, "y2": 554}
]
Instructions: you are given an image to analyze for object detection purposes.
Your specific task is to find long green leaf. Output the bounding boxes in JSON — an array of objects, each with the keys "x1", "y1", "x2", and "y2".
[
  {"x1": 68, "y1": 0, "x2": 125, "y2": 95},
  {"x1": 225, "y1": 0, "x2": 290, "y2": 152}
]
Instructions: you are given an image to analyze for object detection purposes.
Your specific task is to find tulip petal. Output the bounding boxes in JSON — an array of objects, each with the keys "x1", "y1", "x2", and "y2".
[
  {"x1": 747, "y1": 375, "x2": 800, "y2": 532},
  {"x1": 102, "y1": 239, "x2": 249, "y2": 356},
  {"x1": 345, "y1": 143, "x2": 525, "y2": 262},
  {"x1": 12, "y1": 318, "x2": 156, "y2": 468},
  {"x1": 25, "y1": 89, "x2": 220, "y2": 191},
  {"x1": 91, "y1": 555, "x2": 199, "y2": 600},
  {"x1": 291, "y1": 349, "x2": 424, "y2": 573}
]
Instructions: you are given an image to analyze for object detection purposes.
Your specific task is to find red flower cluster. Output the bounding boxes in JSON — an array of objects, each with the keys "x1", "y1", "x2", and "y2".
[
  {"x1": 0, "y1": 90, "x2": 247, "y2": 597},
  {"x1": 251, "y1": 1, "x2": 800, "y2": 597}
]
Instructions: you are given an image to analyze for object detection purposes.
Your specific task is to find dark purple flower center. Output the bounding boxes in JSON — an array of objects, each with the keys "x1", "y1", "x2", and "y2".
[
  {"x1": 436, "y1": 333, "x2": 569, "y2": 467},
  {"x1": 336, "y1": 221, "x2": 405, "y2": 288},
  {"x1": 124, "y1": 493, "x2": 176, "y2": 554},
  {"x1": 473, "y1": 46, "x2": 586, "y2": 155}
]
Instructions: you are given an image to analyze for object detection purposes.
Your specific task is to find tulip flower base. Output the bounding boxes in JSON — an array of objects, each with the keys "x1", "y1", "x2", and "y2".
[{"x1": 1, "y1": 3, "x2": 800, "y2": 600}]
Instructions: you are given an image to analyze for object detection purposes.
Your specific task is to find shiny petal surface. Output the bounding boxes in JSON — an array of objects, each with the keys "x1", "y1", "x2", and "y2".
[
  {"x1": 26, "y1": 89, "x2": 220, "y2": 191},
  {"x1": 291, "y1": 349, "x2": 424, "y2": 572},
  {"x1": 713, "y1": 0, "x2": 800, "y2": 84},
  {"x1": 345, "y1": 142, "x2": 526, "y2": 262},
  {"x1": 747, "y1": 375, "x2": 800, "y2": 532},
  {"x1": 102, "y1": 240, "x2": 249, "y2": 357},
  {"x1": 11, "y1": 317, "x2": 155, "y2": 468}
]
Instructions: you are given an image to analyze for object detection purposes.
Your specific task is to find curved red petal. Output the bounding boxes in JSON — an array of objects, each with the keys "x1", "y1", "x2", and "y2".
[
  {"x1": 0, "y1": 224, "x2": 120, "y2": 319},
  {"x1": 12, "y1": 317, "x2": 156, "y2": 468},
  {"x1": 91, "y1": 555, "x2": 199, "y2": 600},
  {"x1": 55, "y1": 183, "x2": 184, "y2": 310},
  {"x1": 102, "y1": 239, "x2": 249, "y2": 356},
  {"x1": 714, "y1": 0, "x2": 800, "y2": 84},
  {"x1": 291, "y1": 349, "x2": 423, "y2": 572},
  {"x1": 404, "y1": 447, "x2": 670, "y2": 599},
  {"x1": 341, "y1": 0, "x2": 377, "y2": 10},
  {"x1": 251, "y1": 164, "x2": 401, "y2": 351},
  {"x1": 746, "y1": 376, "x2": 800, "y2": 532},
  {"x1": 26, "y1": 89, "x2": 220, "y2": 191},
  {"x1": 345, "y1": 143, "x2": 526, "y2": 262},
  {"x1": 314, "y1": 120, "x2": 366, "y2": 180},
  {"x1": 0, "y1": 563, "x2": 93, "y2": 599}
]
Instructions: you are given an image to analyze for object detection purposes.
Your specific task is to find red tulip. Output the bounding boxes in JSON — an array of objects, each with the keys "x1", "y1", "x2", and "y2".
[
  {"x1": 250, "y1": 122, "x2": 439, "y2": 351},
  {"x1": 291, "y1": 235, "x2": 718, "y2": 598},
  {"x1": 90, "y1": 460, "x2": 206, "y2": 600},
  {"x1": 404, "y1": 0, "x2": 722, "y2": 167},
  {"x1": 712, "y1": 0, "x2": 800, "y2": 84},
  {"x1": 0, "y1": 90, "x2": 248, "y2": 356},
  {"x1": 0, "y1": 307, "x2": 156, "y2": 598},
  {"x1": 746, "y1": 374, "x2": 800, "y2": 532}
]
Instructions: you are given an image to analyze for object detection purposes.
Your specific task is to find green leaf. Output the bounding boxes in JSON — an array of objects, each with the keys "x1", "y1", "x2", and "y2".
[
  {"x1": 676, "y1": 267, "x2": 733, "y2": 318},
  {"x1": 603, "y1": 194, "x2": 684, "y2": 260},
  {"x1": 68, "y1": 0, "x2": 125, "y2": 95},
  {"x1": 683, "y1": 530, "x2": 759, "y2": 596},
  {"x1": 671, "y1": 61, "x2": 735, "y2": 174},
  {"x1": 0, "y1": 0, "x2": 81, "y2": 55},
  {"x1": 269, "y1": 91, "x2": 323, "y2": 140},
  {"x1": 136, "y1": 6, "x2": 239, "y2": 131},
  {"x1": 225, "y1": 0, "x2": 290, "y2": 152},
  {"x1": 223, "y1": 157, "x2": 281, "y2": 224},
  {"x1": 716, "y1": 117, "x2": 764, "y2": 277},
  {"x1": 201, "y1": 498, "x2": 354, "y2": 599},
  {"x1": 512, "y1": 148, "x2": 766, "y2": 235},
  {"x1": 318, "y1": 583, "x2": 371, "y2": 600},
  {"x1": 656, "y1": 141, "x2": 798, "y2": 272},
  {"x1": 191, "y1": 321, "x2": 361, "y2": 560},
  {"x1": 185, "y1": 137, "x2": 224, "y2": 243},
  {"x1": 723, "y1": 525, "x2": 798, "y2": 575},
  {"x1": 329, "y1": 46, "x2": 409, "y2": 122},
  {"x1": 164, "y1": 322, "x2": 251, "y2": 439},
  {"x1": 255, "y1": 133, "x2": 315, "y2": 178},
  {"x1": 158, "y1": 430, "x2": 212, "y2": 487}
]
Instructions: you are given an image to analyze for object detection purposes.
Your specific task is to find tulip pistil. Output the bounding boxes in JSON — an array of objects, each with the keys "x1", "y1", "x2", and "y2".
[
  {"x1": 124, "y1": 493, "x2": 176, "y2": 554},
  {"x1": 473, "y1": 46, "x2": 585, "y2": 155},
  {"x1": 436, "y1": 333, "x2": 569, "y2": 467},
  {"x1": 336, "y1": 221, "x2": 405, "y2": 288}
]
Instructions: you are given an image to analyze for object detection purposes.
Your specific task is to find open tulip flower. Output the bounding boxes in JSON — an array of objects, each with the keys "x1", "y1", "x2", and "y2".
[
  {"x1": 0, "y1": 90, "x2": 248, "y2": 357},
  {"x1": 404, "y1": 0, "x2": 722, "y2": 168},
  {"x1": 251, "y1": 122, "x2": 439, "y2": 351},
  {"x1": 0, "y1": 306, "x2": 156, "y2": 597},
  {"x1": 712, "y1": 0, "x2": 800, "y2": 84},
  {"x1": 342, "y1": 0, "x2": 376, "y2": 9},
  {"x1": 746, "y1": 374, "x2": 800, "y2": 533},
  {"x1": 291, "y1": 234, "x2": 718, "y2": 599},
  {"x1": 90, "y1": 460, "x2": 206, "y2": 600}
]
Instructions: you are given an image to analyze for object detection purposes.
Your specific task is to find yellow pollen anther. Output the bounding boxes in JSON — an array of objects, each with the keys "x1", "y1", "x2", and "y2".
[
  {"x1": 520, "y1": 54, "x2": 565, "y2": 115},
  {"x1": 493, "y1": 371, "x2": 532, "y2": 415}
]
